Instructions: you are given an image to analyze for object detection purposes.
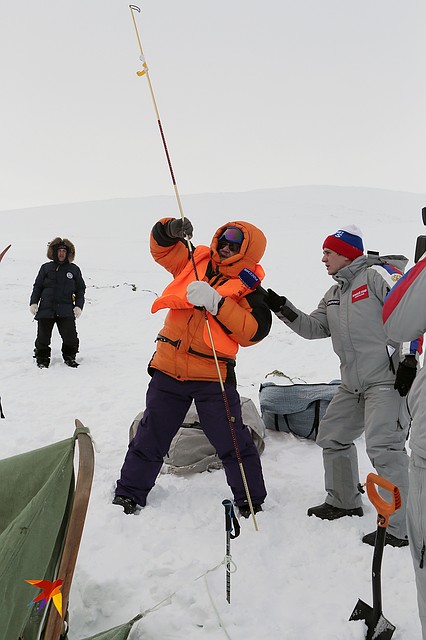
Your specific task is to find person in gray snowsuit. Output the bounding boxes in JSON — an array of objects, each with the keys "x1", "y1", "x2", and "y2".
[
  {"x1": 383, "y1": 254, "x2": 426, "y2": 634},
  {"x1": 265, "y1": 224, "x2": 420, "y2": 547}
]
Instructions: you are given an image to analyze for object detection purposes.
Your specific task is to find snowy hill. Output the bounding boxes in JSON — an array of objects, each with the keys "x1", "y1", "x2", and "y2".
[{"x1": 1, "y1": 185, "x2": 425, "y2": 639}]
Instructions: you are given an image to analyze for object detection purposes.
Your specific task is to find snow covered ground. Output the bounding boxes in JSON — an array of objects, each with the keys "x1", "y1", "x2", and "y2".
[{"x1": 1, "y1": 185, "x2": 425, "y2": 639}]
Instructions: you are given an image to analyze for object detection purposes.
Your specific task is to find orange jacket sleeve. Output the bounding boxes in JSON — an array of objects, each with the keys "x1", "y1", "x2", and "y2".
[{"x1": 150, "y1": 217, "x2": 193, "y2": 278}]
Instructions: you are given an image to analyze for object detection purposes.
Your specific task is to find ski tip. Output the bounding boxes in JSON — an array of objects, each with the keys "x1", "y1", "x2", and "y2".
[
  {"x1": 74, "y1": 419, "x2": 93, "y2": 441},
  {"x1": 0, "y1": 244, "x2": 12, "y2": 263}
]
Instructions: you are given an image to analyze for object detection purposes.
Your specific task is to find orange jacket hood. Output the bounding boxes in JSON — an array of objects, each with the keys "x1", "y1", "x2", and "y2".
[{"x1": 210, "y1": 221, "x2": 267, "y2": 278}]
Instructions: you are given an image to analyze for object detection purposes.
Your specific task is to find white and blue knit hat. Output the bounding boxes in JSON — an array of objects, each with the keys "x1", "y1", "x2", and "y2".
[{"x1": 322, "y1": 224, "x2": 364, "y2": 260}]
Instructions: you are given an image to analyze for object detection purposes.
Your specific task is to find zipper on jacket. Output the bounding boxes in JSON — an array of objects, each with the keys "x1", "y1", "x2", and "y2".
[
  {"x1": 210, "y1": 274, "x2": 228, "y2": 288},
  {"x1": 156, "y1": 334, "x2": 181, "y2": 349},
  {"x1": 204, "y1": 261, "x2": 228, "y2": 288},
  {"x1": 188, "y1": 346, "x2": 235, "y2": 365}
]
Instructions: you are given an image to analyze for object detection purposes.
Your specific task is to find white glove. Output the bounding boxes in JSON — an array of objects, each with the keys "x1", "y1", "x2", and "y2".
[
  {"x1": 73, "y1": 307, "x2": 82, "y2": 319},
  {"x1": 30, "y1": 304, "x2": 38, "y2": 316},
  {"x1": 186, "y1": 281, "x2": 222, "y2": 315}
]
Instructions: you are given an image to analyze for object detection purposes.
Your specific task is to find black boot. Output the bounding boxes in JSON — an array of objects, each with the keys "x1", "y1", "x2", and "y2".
[
  {"x1": 113, "y1": 495, "x2": 138, "y2": 515},
  {"x1": 64, "y1": 356, "x2": 79, "y2": 368},
  {"x1": 36, "y1": 357, "x2": 50, "y2": 369},
  {"x1": 362, "y1": 530, "x2": 409, "y2": 547},
  {"x1": 238, "y1": 503, "x2": 263, "y2": 519},
  {"x1": 34, "y1": 348, "x2": 50, "y2": 369},
  {"x1": 307, "y1": 502, "x2": 363, "y2": 520}
]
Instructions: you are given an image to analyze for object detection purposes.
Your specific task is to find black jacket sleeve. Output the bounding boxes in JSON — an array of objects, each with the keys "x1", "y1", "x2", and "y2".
[
  {"x1": 246, "y1": 288, "x2": 272, "y2": 342},
  {"x1": 74, "y1": 266, "x2": 86, "y2": 309},
  {"x1": 30, "y1": 265, "x2": 46, "y2": 305}
]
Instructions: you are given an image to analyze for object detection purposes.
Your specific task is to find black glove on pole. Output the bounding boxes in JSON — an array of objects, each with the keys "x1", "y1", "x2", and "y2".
[
  {"x1": 394, "y1": 356, "x2": 417, "y2": 397},
  {"x1": 264, "y1": 288, "x2": 287, "y2": 313},
  {"x1": 167, "y1": 217, "x2": 193, "y2": 239}
]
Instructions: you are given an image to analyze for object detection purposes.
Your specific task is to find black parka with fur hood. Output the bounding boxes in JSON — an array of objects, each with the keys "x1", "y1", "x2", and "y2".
[{"x1": 30, "y1": 237, "x2": 86, "y2": 319}]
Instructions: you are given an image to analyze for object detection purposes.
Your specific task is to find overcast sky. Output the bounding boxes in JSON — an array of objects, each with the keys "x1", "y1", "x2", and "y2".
[{"x1": 1, "y1": 0, "x2": 425, "y2": 210}]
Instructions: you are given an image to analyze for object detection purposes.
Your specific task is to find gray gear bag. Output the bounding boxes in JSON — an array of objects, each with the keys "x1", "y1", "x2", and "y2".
[
  {"x1": 129, "y1": 396, "x2": 266, "y2": 474},
  {"x1": 259, "y1": 381, "x2": 340, "y2": 440}
]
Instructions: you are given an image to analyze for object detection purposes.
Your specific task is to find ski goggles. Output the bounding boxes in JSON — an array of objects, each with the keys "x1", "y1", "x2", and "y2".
[{"x1": 218, "y1": 227, "x2": 244, "y2": 252}]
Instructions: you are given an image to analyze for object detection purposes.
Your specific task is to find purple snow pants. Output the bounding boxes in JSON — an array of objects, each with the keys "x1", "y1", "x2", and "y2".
[{"x1": 115, "y1": 370, "x2": 267, "y2": 507}]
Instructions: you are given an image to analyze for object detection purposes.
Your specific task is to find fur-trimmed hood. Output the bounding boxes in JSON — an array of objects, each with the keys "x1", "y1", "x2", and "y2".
[{"x1": 47, "y1": 237, "x2": 75, "y2": 263}]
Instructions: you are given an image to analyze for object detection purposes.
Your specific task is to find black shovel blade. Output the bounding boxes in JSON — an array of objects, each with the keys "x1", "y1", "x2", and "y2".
[{"x1": 350, "y1": 598, "x2": 396, "y2": 640}]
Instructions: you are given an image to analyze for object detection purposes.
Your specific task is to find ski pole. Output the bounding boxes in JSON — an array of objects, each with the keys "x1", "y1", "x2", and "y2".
[
  {"x1": 222, "y1": 500, "x2": 240, "y2": 604},
  {"x1": 129, "y1": 5, "x2": 185, "y2": 226},
  {"x1": 128, "y1": 5, "x2": 259, "y2": 530}
]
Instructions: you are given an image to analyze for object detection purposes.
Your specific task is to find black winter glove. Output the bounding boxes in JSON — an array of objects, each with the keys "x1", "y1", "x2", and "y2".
[
  {"x1": 264, "y1": 288, "x2": 287, "y2": 313},
  {"x1": 394, "y1": 355, "x2": 417, "y2": 397},
  {"x1": 166, "y1": 217, "x2": 193, "y2": 240}
]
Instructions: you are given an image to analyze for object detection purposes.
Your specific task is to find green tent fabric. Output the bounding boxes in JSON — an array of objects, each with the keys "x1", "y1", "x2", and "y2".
[
  {"x1": 0, "y1": 434, "x2": 76, "y2": 639},
  {"x1": 80, "y1": 619, "x2": 136, "y2": 640},
  {"x1": 79, "y1": 613, "x2": 144, "y2": 640},
  {"x1": 0, "y1": 426, "x2": 143, "y2": 640}
]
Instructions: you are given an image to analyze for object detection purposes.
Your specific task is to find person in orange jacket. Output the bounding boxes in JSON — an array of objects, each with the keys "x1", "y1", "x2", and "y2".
[{"x1": 114, "y1": 217, "x2": 271, "y2": 516}]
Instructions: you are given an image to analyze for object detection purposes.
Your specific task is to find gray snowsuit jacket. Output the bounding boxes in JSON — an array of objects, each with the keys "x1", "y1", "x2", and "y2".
[
  {"x1": 383, "y1": 255, "x2": 426, "y2": 458},
  {"x1": 276, "y1": 254, "x2": 418, "y2": 394}
]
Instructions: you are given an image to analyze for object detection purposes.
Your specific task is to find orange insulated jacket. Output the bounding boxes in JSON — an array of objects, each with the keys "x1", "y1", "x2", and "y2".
[{"x1": 148, "y1": 218, "x2": 272, "y2": 384}]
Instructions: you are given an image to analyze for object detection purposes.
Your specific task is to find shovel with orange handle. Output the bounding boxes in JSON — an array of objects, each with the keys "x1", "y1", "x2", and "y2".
[{"x1": 349, "y1": 473, "x2": 401, "y2": 640}]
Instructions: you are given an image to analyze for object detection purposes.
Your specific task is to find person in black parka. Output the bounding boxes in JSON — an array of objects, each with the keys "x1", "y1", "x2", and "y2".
[{"x1": 30, "y1": 237, "x2": 86, "y2": 368}]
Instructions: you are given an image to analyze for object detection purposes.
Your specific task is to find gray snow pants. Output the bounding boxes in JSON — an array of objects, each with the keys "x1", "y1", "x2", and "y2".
[
  {"x1": 316, "y1": 384, "x2": 409, "y2": 538},
  {"x1": 407, "y1": 454, "x2": 426, "y2": 639}
]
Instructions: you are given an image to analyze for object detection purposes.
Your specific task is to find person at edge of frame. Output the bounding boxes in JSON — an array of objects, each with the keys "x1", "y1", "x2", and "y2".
[{"x1": 383, "y1": 251, "x2": 426, "y2": 636}]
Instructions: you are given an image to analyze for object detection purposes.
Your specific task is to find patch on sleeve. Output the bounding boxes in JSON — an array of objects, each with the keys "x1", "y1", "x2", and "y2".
[
  {"x1": 352, "y1": 284, "x2": 369, "y2": 303},
  {"x1": 370, "y1": 263, "x2": 403, "y2": 288}
]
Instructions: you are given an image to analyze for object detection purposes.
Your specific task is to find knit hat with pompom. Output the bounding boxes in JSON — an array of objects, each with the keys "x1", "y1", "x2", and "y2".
[{"x1": 322, "y1": 224, "x2": 364, "y2": 260}]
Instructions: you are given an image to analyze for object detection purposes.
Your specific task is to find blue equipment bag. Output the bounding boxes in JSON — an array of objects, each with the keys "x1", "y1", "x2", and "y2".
[{"x1": 259, "y1": 381, "x2": 340, "y2": 440}]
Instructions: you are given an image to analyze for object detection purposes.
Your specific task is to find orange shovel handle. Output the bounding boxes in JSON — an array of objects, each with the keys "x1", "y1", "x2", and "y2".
[{"x1": 365, "y1": 473, "x2": 401, "y2": 528}]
